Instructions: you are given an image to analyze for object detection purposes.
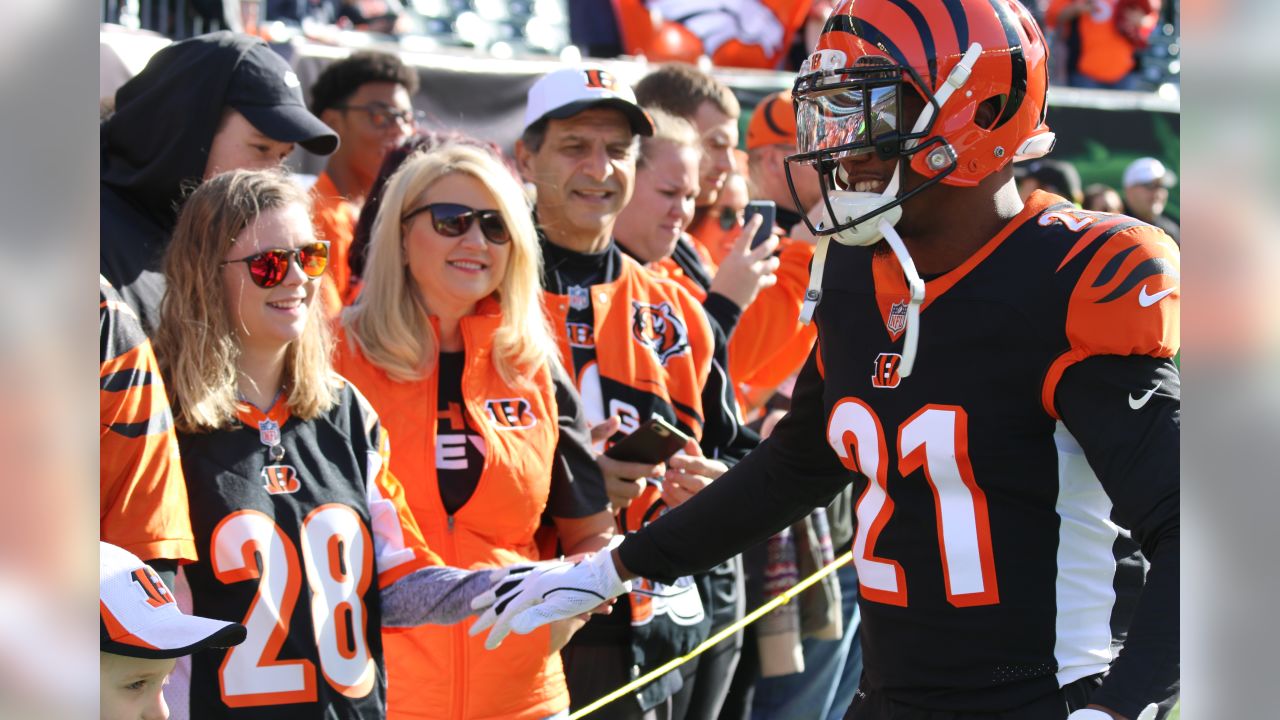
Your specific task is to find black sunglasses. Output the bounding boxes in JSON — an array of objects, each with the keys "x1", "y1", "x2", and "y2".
[
  {"x1": 401, "y1": 203, "x2": 511, "y2": 245},
  {"x1": 221, "y1": 241, "x2": 330, "y2": 288}
]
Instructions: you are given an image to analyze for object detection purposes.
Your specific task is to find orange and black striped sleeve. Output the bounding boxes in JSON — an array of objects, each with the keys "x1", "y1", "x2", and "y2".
[{"x1": 100, "y1": 277, "x2": 196, "y2": 563}]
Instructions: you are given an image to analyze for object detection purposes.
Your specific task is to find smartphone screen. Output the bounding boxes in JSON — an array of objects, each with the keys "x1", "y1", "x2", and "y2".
[{"x1": 744, "y1": 200, "x2": 777, "y2": 249}]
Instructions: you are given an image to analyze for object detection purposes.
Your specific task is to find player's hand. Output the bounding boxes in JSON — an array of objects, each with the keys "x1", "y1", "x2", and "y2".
[
  {"x1": 662, "y1": 439, "x2": 727, "y2": 508},
  {"x1": 470, "y1": 561, "x2": 552, "y2": 614},
  {"x1": 469, "y1": 538, "x2": 632, "y2": 650},
  {"x1": 709, "y1": 214, "x2": 780, "y2": 310}
]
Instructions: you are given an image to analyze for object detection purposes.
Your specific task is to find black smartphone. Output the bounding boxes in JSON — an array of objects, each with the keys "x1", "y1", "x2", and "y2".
[
  {"x1": 743, "y1": 200, "x2": 777, "y2": 249},
  {"x1": 604, "y1": 416, "x2": 694, "y2": 465}
]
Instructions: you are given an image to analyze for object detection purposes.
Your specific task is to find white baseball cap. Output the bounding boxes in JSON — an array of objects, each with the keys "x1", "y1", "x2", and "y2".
[
  {"x1": 523, "y1": 67, "x2": 654, "y2": 136},
  {"x1": 1123, "y1": 157, "x2": 1177, "y2": 189},
  {"x1": 100, "y1": 542, "x2": 246, "y2": 659}
]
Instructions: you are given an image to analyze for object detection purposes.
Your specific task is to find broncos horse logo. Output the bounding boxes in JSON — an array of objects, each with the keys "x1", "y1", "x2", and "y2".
[{"x1": 631, "y1": 301, "x2": 690, "y2": 366}]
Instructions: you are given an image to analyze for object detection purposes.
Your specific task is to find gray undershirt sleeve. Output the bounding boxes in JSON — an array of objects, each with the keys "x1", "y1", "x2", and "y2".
[{"x1": 381, "y1": 566, "x2": 495, "y2": 627}]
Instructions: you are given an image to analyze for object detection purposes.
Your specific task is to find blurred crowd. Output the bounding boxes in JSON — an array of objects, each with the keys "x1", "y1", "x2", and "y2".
[{"x1": 101, "y1": 0, "x2": 1180, "y2": 92}]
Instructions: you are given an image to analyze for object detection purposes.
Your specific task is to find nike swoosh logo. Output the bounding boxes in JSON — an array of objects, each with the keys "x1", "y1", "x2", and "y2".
[
  {"x1": 1129, "y1": 381, "x2": 1161, "y2": 410},
  {"x1": 1138, "y1": 284, "x2": 1176, "y2": 307}
]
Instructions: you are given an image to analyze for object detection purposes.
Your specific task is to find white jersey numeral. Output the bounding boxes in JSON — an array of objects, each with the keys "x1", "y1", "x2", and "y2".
[
  {"x1": 210, "y1": 507, "x2": 375, "y2": 707},
  {"x1": 827, "y1": 401, "x2": 1000, "y2": 608}
]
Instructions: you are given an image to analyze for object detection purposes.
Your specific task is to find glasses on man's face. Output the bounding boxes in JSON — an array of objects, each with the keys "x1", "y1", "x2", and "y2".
[
  {"x1": 401, "y1": 203, "x2": 511, "y2": 245},
  {"x1": 336, "y1": 102, "x2": 423, "y2": 131},
  {"x1": 221, "y1": 241, "x2": 330, "y2": 289}
]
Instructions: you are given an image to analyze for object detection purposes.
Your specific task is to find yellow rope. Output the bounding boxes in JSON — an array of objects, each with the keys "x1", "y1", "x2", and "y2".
[{"x1": 567, "y1": 551, "x2": 854, "y2": 720}]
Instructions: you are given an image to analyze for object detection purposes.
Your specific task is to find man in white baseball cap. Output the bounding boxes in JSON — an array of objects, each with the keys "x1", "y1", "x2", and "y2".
[
  {"x1": 1122, "y1": 157, "x2": 1180, "y2": 244},
  {"x1": 514, "y1": 65, "x2": 758, "y2": 718},
  {"x1": 100, "y1": 542, "x2": 245, "y2": 720}
]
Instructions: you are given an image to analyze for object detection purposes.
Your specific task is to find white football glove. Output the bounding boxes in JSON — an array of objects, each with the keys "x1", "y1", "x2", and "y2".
[
  {"x1": 1066, "y1": 704, "x2": 1158, "y2": 720},
  {"x1": 469, "y1": 562, "x2": 543, "y2": 614},
  {"x1": 469, "y1": 536, "x2": 632, "y2": 650}
]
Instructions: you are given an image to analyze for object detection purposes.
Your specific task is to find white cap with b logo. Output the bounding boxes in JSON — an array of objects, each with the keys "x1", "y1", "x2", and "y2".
[{"x1": 99, "y1": 542, "x2": 246, "y2": 659}]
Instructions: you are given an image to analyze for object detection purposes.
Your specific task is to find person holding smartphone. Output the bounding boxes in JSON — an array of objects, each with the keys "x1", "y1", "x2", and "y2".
[{"x1": 516, "y1": 66, "x2": 758, "y2": 720}]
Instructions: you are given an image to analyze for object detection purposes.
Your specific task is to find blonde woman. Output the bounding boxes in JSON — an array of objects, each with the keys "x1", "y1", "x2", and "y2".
[
  {"x1": 151, "y1": 169, "x2": 517, "y2": 720},
  {"x1": 336, "y1": 143, "x2": 613, "y2": 720}
]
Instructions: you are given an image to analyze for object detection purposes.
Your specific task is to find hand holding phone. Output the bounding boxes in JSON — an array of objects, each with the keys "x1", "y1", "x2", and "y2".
[
  {"x1": 604, "y1": 416, "x2": 694, "y2": 465},
  {"x1": 743, "y1": 200, "x2": 777, "y2": 249}
]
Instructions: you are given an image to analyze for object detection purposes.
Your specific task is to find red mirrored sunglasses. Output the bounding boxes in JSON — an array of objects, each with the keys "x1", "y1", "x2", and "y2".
[{"x1": 221, "y1": 241, "x2": 330, "y2": 289}]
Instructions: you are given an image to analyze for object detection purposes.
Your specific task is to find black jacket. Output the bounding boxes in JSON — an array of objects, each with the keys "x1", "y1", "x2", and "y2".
[{"x1": 100, "y1": 32, "x2": 260, "y2": 334}]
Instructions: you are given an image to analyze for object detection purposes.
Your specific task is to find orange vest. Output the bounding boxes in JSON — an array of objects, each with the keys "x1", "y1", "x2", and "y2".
[{"x1": 333, "y1": 300, "x2": 567, "y2": 720}]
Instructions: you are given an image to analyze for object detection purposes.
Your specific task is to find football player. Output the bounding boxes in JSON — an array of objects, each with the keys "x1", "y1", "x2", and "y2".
[{"x1": 474, "y1": 1, "x2": 1179, "y2": 719}]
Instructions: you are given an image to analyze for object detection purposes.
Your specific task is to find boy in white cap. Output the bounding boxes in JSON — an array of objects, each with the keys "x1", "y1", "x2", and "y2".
[{"x1": 100, "y1": 542, "x2": 246, "y2": 720}]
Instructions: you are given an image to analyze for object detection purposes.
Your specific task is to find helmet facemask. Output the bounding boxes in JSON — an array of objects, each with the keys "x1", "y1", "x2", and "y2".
[{"x1": 786, "y1": 44, "x2": 986, "y2": 377}]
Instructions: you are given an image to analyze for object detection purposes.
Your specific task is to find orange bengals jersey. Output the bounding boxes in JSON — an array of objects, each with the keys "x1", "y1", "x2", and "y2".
[
  {"x1": 169, "y1": 379, "x2": 440, "y2": 719},
  {"x1": 99, "y1": 276, "x2": 195, "y2": 563}
]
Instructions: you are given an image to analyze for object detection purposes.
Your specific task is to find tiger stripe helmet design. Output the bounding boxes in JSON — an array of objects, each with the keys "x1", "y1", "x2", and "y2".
[{"x1": 790, "y1": 0, "x2": 1054, "y2": 193}]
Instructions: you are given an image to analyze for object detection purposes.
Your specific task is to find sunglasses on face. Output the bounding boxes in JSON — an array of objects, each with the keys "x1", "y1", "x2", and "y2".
[
  {"x1": 401, "y1": 202, "x2": 511, "y2": 245},
  {"x1": 221, "y1": 241, "x2": 330, "y2": 289},
  {"x1": 336, "y1": 102, "x2": 424, "y2": 130}
]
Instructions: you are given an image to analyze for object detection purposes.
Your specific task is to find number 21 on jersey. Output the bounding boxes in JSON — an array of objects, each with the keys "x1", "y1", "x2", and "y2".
[{"x1": 827, "y1": 399, "x2": 999, "y2": 608}]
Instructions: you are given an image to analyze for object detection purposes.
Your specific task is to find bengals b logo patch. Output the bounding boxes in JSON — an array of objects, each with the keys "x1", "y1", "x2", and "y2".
[
  {"x1": 871, "y1": 353, "x2": 902, "y2": 389},
  {"x1": 631, "y1": 301, "x2": 690, "y2": 366},
  {"x1": 485, "y1": 398, "x2": 537, "y2": 430},
  {"x1": 262, "y1": 465, "x2": 301, "y2": 495},
  {"x1": 131, "y1": 567, "x2": 174, "y2": 608}
]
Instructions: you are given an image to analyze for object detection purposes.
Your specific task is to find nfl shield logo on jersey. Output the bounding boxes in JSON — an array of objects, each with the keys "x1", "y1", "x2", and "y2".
[
  {"x1": 257, "y1": 418, "x2": 281, "y2": 447},
  {"x1": 886, "y1": 301, "x2": 909, "y2": 335},
  {"x1": 568, "y1": 285, "x2": 590, "y2": 311}
]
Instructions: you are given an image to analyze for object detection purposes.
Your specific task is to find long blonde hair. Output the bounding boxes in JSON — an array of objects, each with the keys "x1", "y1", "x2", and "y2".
[
  {"x1": 155, "y1": 169, "x2": 337, "y2": 433},
  {"x1": 342, "y1": 143, "x2": 557, "y2": 385}
]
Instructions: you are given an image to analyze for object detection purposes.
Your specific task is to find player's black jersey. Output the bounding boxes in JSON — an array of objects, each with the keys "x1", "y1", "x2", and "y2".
[
  {"x1": 619, "y1": 192, "x2": 1181, "y2": 713},
  {"x1": 170, "y1": 379, "x2": 436, "y2": 720}
]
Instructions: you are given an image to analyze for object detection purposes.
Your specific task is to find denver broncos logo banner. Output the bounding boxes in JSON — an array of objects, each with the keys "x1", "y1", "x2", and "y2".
[
  {"x1": 631, "y1": 301, "x2": 691, "y2": 366},
  {"x1": 484, "y1": 398, "x2": 537, "y2": 430}
]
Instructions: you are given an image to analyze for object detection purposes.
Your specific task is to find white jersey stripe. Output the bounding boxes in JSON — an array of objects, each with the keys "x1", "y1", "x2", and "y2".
[{"x1": 1053, "y1": 421, "x2": 1119, "y2": 687}]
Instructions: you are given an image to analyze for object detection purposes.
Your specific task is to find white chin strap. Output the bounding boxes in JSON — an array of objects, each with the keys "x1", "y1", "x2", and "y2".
[{"x1": 799, "y1": 42, "x2": 984, "y2": 379}]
